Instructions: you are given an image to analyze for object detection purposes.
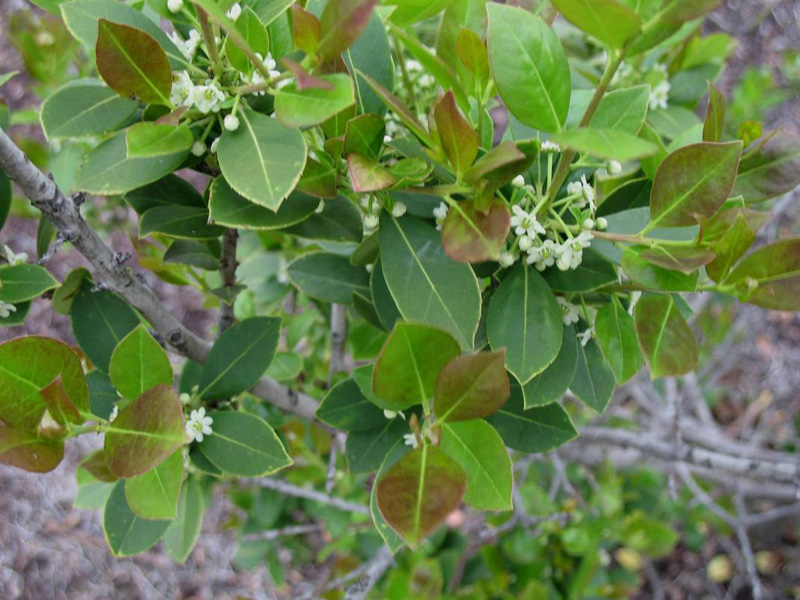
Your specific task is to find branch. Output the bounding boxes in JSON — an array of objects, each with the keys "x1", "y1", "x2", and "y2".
[
  {"x1": 218, "y1": 228, "x2": 239, "y2": 334},
  {"x1": 329, "y1": 303, "x2": 347, "y2": 381},
  {"x1": 241, "y1": 523, "x2": 324, "y2": 542},
  {"x1": 0, "y1": 127, "x2": 320, "y2": 422},
  {"x1": 734, "y1": 491, "x2": 764, "y2": 600},
  {"x1": 248, "y1": 478, "x2": 370, "y2": 516},
  {"x1": 344, "y1": 546, "x2": 394, "y2": 600}
]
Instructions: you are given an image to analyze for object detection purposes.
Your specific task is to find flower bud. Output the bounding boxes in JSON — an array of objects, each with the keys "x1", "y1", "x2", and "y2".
[
  {"x1": 582, "y1": 218, "x2": 595, "y2": 230},
  {"x1": 363, "y1": 214, "x2": 379, "y2": 229},
  {"x1": 167, "y1": 0, "x2": 183, "y2": 13},
  {"x1": 191, "y1": 140, "x2": 207, "y2": 156},
  {"x1": 391, "y1": 202, "x2": 407, "y2": 218},
  {"x1": 511, "y1": 175, "x2": 525, "y2": 188},
  {"x1": 499, "y1": 251, "x2": 515, "y2": 267},
  {"x1": 596, "y1": 217, "x2": 608, "y2": 230},
  {"x1": 607, "y1": 160, "x2": 622, "y2": 175},
  {"x1": 223, "y1": 113, "x2": 240, "y2": 131}
]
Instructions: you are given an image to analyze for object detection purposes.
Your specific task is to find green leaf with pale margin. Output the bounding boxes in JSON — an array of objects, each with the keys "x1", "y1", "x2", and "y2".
[
  {"x1": 725, "y1": 238, "x2": 800, "y2": 311},
  {"x1": 0, "y1": 427, "x2": 64, "y2": 473},
  {"x1": 379, "y1": 214, "x2": 481, "y2": 349},
  {"x1": 371, "y1": 441, "x2": 409, "y2": 552},
  {"x1": 0, "y1": 336, "x2": 89, "y2": 432},
  {"x1": 140, "y1": 205, "x2": 226, "y2": 240},
  {"x1": 275, "y1": 74, "x2": 356, "y2": 128},
  {"x1": 544, "y1": 248, "x2": 617, "y2": 292},
  {"x1": 104, "y1": 481, "x2": 170, "y2": 557},
  {"x1": 209, "y1": 177, "x2": 319, "y2": 230},
  {"x1": 96, "y1": 20, "x2": 172, "y2": 106},
  {"x1": 282, "y1": 196, "x2": 363, "y2": 242},
  {"x1": 487, "y1": 264, "x2": 563, "y2": 384},
  {"x1": 109, "y1": 325, "x2": 173, "y2": 399},
  {"x1": 590, "y1": 85, "x2": 650, "y2": 135},
  {"x1": 124, "y1": 450, "x2": 182, "y2": 519},
  {"x1": 163, "y1": 478, "x2": 205, "y2": 563},
  {"x1": 523, "y1": 325, "x2": 579, "y2": 408},
  {"x1": 621, "y1": 250, "x2": 698, "y2": 292},
  {"x1": 287, "y1": 252, "x2": 370, "y2": 304},
  {"x1": 126, "y1": 123, "x2": 193, "y2": 158},
  {"x1": 571, "y1": 335, "x2": 615, "y2": 413},
  {"x1": 553, "y1": 128, "x2": 658, "y2": 161},
  {"x1": 634, "y1": 294, "x2": 698, "y2": 379},
  {"x1": 595, "y1": 302, "x2": 643, "y2": 384},
  {"x1": 124, "y1": 174, "x2": 205, "y2": 214},
  {"x1": 376, "y1": 444, "x2": 467, "y2": 548},
  {"x1": 0, "y1": 301, "x2": 31, "y2": 328},
  {"x1": 225, "y1": 6, "x2": 269, "y2": 74},
  {"x1": 441, "y1": 199, "x2": 510, "y2": 264},
  {"x1": 649, "y1": 141, "x2": 742, "y2": 228},
  {"x1": 346, "y1": 416, "x2": 407, "y2": 473},
  {"x1": 0, "y1": 264, "x2": 58, "y2": 303},
  {"x1": 344, "y1": 11, "x2": 393, "y2": 115},
  {"x1": 297, "y1": 158, "x2": 337, "y2": 198},
  {"x1": 198, "y1": 411, "x2": 292, "y2": 477},
  {"x1": 733, "y1": 132, "x2": 800, "y2": 203},
  {"x1": 316, "y1": 0, "x2": 377, "y2": 62},
  {"x1": 638, "y1": 246, "x2": 715, "y2": 274},
  {"x1": 217, "y1": 108, "x2": 307, "y2": 211},
  {"x1": 434, "y1": 351, "x2": 510, "y2": 423},
  {"x1": 71, "y1": 281, "x2": 140, "y2": 372},
  {"x1": 41, "y1": 79, "x2": 138, "y2": 139},
  {"x1": 552, "y1": 0, "x2": 640, "y2": 48},
  {"x1": 317, "y1": 378, "x2": 387, "y2": 431},
  {"x1": 104, "y1": 384, "x2": 186, "y2": 478},
  {"x1": 440, "y1": 420, "x2": 513, "y2": 511},
  {"x1": 198, "y1": 317, "x2": 281, "y2": 401},
  {"x1": 343, "y1": 114, "x2": 385, "y2": 160},
  {"x1": 487, "y1": 4, "x2": 571, "y2": 133}
]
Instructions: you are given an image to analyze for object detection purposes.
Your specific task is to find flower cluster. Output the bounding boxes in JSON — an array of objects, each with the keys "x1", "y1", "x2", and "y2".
[
  {"x1": 359, "y1": 196, "x2": 407, "y2": 229},
  {"x1": 170, "y1": 72, "x2": 226, "y2": 114}
]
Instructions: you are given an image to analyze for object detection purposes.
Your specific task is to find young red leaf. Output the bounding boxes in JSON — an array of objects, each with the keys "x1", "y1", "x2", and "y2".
[
  {"x1": 347, "y1": 153, "x2": 396, "y2": 192},
  {"x1": 634, "y1": 295, "x2": 698, "y2": 379},
  {"x1": 96, "y1": 19, "x2": 172, "y2": 106},
  {"x1": 725, "y1": 238, "x2": 800, "y2": 311},
  {"x1": 433, "y1": 350, "x2": 510, "y2": 422},
  {"x1": 441, "y1": 198, "x2": 510, "y2": 263},
  {"x1": 80, "y1": 449, "x2": 118, "y2": 483},
  {"x1": 704, "y1": 207, "x2": 769, "y2": 282},
  {"x1": 317, "y1": 0, "x2": 377, "y2": 63},
  {"x1": 280, "y1": 59, "x2": 334, "y2": 91},
  {"x1": 297, "y1": 157, "x2": 337, "y2": 199},
  {"x1": 0, "y1": 427, "x2": 64, "y2": 473},
  {"x1": 703, "y1": 81, "x2": 726, "y2": 143},
  {"x1": 638, "y1": 246, "x2": 716, "y2": 274},
  {"x1": 376, "y1": 444, "x2": 467, "y2": 548},
  {"x1": 733, "y1": 132, "x2": 800, "y2": 203},
  {"x1": 291, "y1": 4, "x2": 322, "y2": 57},
  {"x1": 434, "y1": 91, "x2": 478, "y2": 177},
  {"x1": 456, "y1": 28, "x2": 490, "y2": 89},
  {"x1": 40, "y1": 375, "x2": 82, "y2": 426}
]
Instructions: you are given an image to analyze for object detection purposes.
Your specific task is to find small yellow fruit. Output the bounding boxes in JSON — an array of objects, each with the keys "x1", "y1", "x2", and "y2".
[{"x1": 708, "y1": 555, "x2": 733, "y2": 582}]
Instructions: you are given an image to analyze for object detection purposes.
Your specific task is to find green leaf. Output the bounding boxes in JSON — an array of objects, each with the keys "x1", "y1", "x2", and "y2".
[
  {"x1": 225, "y1": 6, "x2": 269, "y2": 73},
  {"x1": 275, "y1": 74, "x2": 356, "y2": 128},
  {"x1": 198, "y1": 411, "x2": 292, "y2": 477},
  {"x1": 287, "y1": 252, "x2": 370, "y2": 304},
  {"x1": 704, "y1": 208, "x2": 766, "y2": 282},
  {"x1": 164, "y1": 239, "x2": 221, "y2": 271},
  {"x1": 552, "y1": 0, "x2": 640, "y2": 48},
  {"x1": 75, "y1": 133, "x2": 188, "y2": 195},
  {"x1": 124, "y1": 174, "x2": 206, "y2": 214},
  {"x1": 317, "y1": 378, "x2": 387, "y2": 431},
  {"x1": 217, "y1": 107, "x2": 307, "y2": 211},
  {"x1": 282, "y1": 196, "x2": 363, "y2": 242},
  {"x1": 74, "y1": 465, "x2": 115, "y2": 510},
  {"x1": 316, "y1": 0, "x2": 377, "y2": 62},
  {"x1": 621, "y1": 250, "x2": 698, "y2": 292},
  {"x1": 0, "y1": 300, "x2": 31, "y2": 328},
  {"x1": 344, "y1": 11, "x2": 393, "y2": 115},
  {"x1": 0, "y1": 336, "x2": 89, "y2": 432},
  {"x1": 648, "y1": 141, "x2": 742, "y2": 228},
  {"x1": 126, "y1": 122, "x2": 194, "y2": 158},
  {"x1": 109, "y1": 325, "x2": 173, "y2": 399},
  {"x1": 590, "y1": 85, "x2": 650, "y2": 135},
  {"x1": 487, "y1": 264, "x2": 563, "y2": 384},
  {"x1": 265, "y1": 351, "x2": 303, "y2": 381},
  {"x1": 104, "y1": 384, "x2": 186, "y2": 478},
  {"x1": 571, "y1": 335, "x2": 616, "y2": 413},
  {"x1": 595, "y1": 302, "x2": 643, "y2": 384},
  {"x1": 0, "y1": 427, "x2": 64, "y2": 473},
  {"x1": 343, "y1": 114, "x2": 385, "y2": 160},
  {"x1": 0, "y1": 264, "x2": 58, "y2": 303},
  {"x1": 140, "y1": 205, "x2": 226, "y2": 240},
  {"x1": 347, "y1": 153, "x2": 396, "y2": 192},
  {"x1": 104, "y1": 480, "x2": 170, "y2": 557},
  {"x1": 543, "y1": 248, "x2": 617, "y2": 292},
  {"x1": 209, "y1": 177, "x2": 319, "y2": 230},
  {"x1": 638, "y1": 245, "x2": 716, "y2": 274},
  {"x1": 456, "y1": 28, "x2": 491, "y2": 91},
  {"x1": 88, "y1": 370, "x2": 118, "y2": 420},
  {"x1": 297, "y1": 157, "x2": 337, "y2": 198},
  {"x1": 703, "y1": 81, "x2": 726, "y2": 143},
  {"x1": 96, "y1": 19, "x2": 172, "y2": 106},
  {"x1": 248, "y1": 0, "x2": 296, "y2": 25},
  {"x1": 488, "y1": 377, "x2": 578, "y2": 453},
  {"x1": 634, "y1": 294, "x2": 698, "y2": 379},
  {"x1": 379, "y1": 214, "x2": 481, "y2": 349},
  {"x1": 462, "y1": 140, "x2": 534, "y2": 188},
  {"x1": 440, "y1": 420, "x2": 513, "y2": 511},
  {"x1": 553, "y1": 128, "x2": 658, "y2": 161},
  {"x1": 124, "y1": 450, "x2": 183, "y2": 519},
  {"x1": 434, "y1": 351, "x2": 510, "y2": 423},
  {"x1": 725, "y1": 238, "x2": 800, "y2": 311},
  {"x1": 163, "y1": 478, "x2": 205, "y2": 563},
  {"x1": 733, "y1": 132, "x2": 800, "y2": 203},
  {"x1": 41, "y1": 79, "x2": 138, "y2": 139},
  {"x1": 371, "y1": 258, "x2": 401, "y2": 331},
  {"x1": 376, "y1": 444, "x2": 466, "y2": 548},
  {"x1": 487, "y1": 4, "x2": 571, "y2": 133},
  {"x1": 372, "y1": 323, "x2": 461, "y2": 411},
  {"x1": 71, "y1": 281, "x2": 140, "y2": 372},
  {"x1": 345, "y1": 417, "x2": 407, "y2": 473},
  {"x1": 659, "y1": 0, "x2": 721, "y2": 22},
  {"x1": 358, "y1": 72, "x2": 435, "y2": 148},
  {"x1": 522, "y1": 325, "x2": 578, "y2": 408},
  {"x1": 198, "y1": 317, "x2": 281, "y2": 400},
  {"x1": 441, "y1": 199, "x2": 510, "y2": 264}
]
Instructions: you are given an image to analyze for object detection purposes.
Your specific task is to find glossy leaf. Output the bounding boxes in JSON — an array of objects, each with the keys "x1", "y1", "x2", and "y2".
[
  {"x1": 124, "y1": 174, "x2": 205, "y2": 214},
  {"x1": 359, "y1": 72, "x2": 434, "y2": 148},
  {"x1": 297, "y1": 158, "x2": 337, "y2": 198},
  {"x1": 225, "y1": 6, "x2": 269, "y2": 73},
  {"x1": 109, "y1": 325, "x2": 173, "y2": 399},
  {"x1": 198, "y1": 317, "x2": 281, "y2": 400},
  {"x1": 265, "y1": 351, "x2": 303, "y2": 382},
  {"x1": 590, "y1": 85, "x2": 650, "y2": 135},
  {"x1": 317, "y1": 378, "x2": 387, "y2": 431},
  {"x1": 543, "y1": 248, "x2": 617, "y2": 292},
  {"x1": 88, "y1": 370, "x2": 118, "y2": 420},
  {"x1": 634, "y1": 294, "x2": 698, "y2": 379},
  {"x1": 40, "y1": 79, "x2": 137, "y2": 139},
  {"x1": 456, "y1": 28, "x2": 490, "y2": 90},
  {"x1": 703, "y1": 81, "x2": 726, "y2": 143},
  {"x1": 373, "y1": 322, "x2": 461, "y2": 411},
  {"x1": 104, "y1": 481, "x2": 170, "y2": 556},
  {"x1": 434, "y1": 351, "x2": 510, "y2": 422},
  {"x1": 274, "y1": 74, "x2": 356, "y2": 127},
  {"x1": 163, "y1": 478, "x2": 204, "y2": 563},
  {"x1": 0, "y1": 427, "x2": 64, "y2": 473},
  {"x1": 104, "y1": 384, "x2": 186, "y2": 478},
  {"x1": 291, "y1": 4, "x2": 321, "y2": 55},
  {"x1": 523, "y1": 325, "x2": 579, "y2": 408},
  {"x1": 649, "y1": 141, "x2": 742, "y2": 228},
  {"x1": 704, "y1": 207, "x2": 769, "y2": 282},
  {"x1": 553, "y1": 128, "x2": 658, "y2": 161},
  {"x1": 287, "y1": 252, "x2": 370, "y2": 304},
  {"x1": 371, "y1": 258, "x2": 401, "y2": 331},
  {"x1": 376, "y1": 444, "x2": 466, "y2": 548},
  {"x1": 570, "y1": 336, "x2": 616, "y2": 413},
  {"x1": 553, "y1": 0, "x2": 640, "y2": 48},
  {"x1": 317, "y1": 0, "x2": 377, "y2": 62},
  {"x1": 434, "y1": 91, "x2": 478, "y2": 177},
  {"x1": 621, "y1": 250, "x2": 698, "y2": 292},
  {"x1": 487, "y1": 264, "x2": 563, "y2": 384},
  {"x1": 197, "y1": 411, "x2": 292, "y2": 477},
  {"x1": 638, "y1": 246, "x2": 716, "y2": 274},
  {"x1": 371, "y1": 441, "x2": 409, "y2": 552},
  {"x1": 126, "y1": 122, "x2": 194, "y2": 158},
  {"x1": 440, "y1": 420, "x2": 513, "y2": 511},
  {"x1": 140, "y1": 205, "x2": 225, "y2": 240},
  {"x1": 346, "y1": 416, "x2": 407, "y2": 473},
  {"x1": 343, "y1": 114, "x2": 385, "y2": 160},
  {"x1": 441, "y1": 199, "x2": 510, "y2": 264},
  {"x1": 733, "y1": 132, "x2": 800, "y2": 203},
  {"x1": 725, "y1": 238, "x2": 800, "y2": 311},
  {"x1": 379, "y1": 214, "x2": 481, "y2": 348},
  {"x1": 462, "y1": 140, "x2": 529, "y2": 186},
  {"x1": 283, "y1": 196, "x2": 363, "y2": 242},
  {"x1": 124, "y1": 450, "x2": 182, "y2": 519},
  {"x1": 595, "y1": 302, "x2": 643, "y2": 384},
  {"x1": 0, "y1": 264, "x2": 58, "y2": 303},
  {"x1": 164, "y1": 239, "x2": 221, "y2": 271},
  {"x1": 209, "y1": 177, "x2": 318, "y2": 230},
  {"x1": 487, "y1": 4, "x2": 570, "y2": 133},
  {"x1": 343, "y1": 10, "x2": 393, "y2": 115}
]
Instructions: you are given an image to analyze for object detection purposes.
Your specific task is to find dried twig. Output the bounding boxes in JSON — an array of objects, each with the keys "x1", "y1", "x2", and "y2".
[
  {"x1": 734, "y1": 491, "x2": 764, "y2": 600},
  {"x1": 247, "y1": 478, "x2": 370, "y2": 516},
  {"x1": 344, "y1": 546, "x2": 394, "y2": 600}
]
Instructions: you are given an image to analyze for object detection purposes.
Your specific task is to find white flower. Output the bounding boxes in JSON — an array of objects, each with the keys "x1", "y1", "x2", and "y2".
[
  {"x1": 526, "y1": 239, "x2": 556, "y2": 271},
  {"x1": 557, "y1": 296, "x2": 580, "y2": 326},
  {"x1": 3, "y1": 245, "x2": 28, "y2": 266},
  {"x1": 510, "y1": 205, "x2": 545, "y2": 238},
  {"x1": 191, "y1": 140, "x2": 207, "y2": 156},
  {"x1": 189, "y1": 82, "x2": 225, "y2": 114},
  {"x1": 518, "y1": 235, "x2": 534, "y2": 251},
  {"x1": 597, "y1": 217, "x2": 608, "y2": 230},
  {"x1": 578, "y1": 328, "x2": 593, "y2": 347},
  {"x1": 363, "y1": 213, "x2": 379, "y2": 229},
  {"x1": 186, "y1": 407, "x2": 213, "y2": 443},
  {"x1": 383, "y1": 134, "x2": 392, "y2": 144},
  {"x1": 499, "y1": 251, "x2": 516, "y2": 268},
  {"x1": 433, "y1": 201, "x2": 448, "y2": 230},
  {"x1": 170, "y1": 70, "x2": 193, "y2": 106},
  {"x1": 607, "y1": 160, "x2": 622, "y2": 175},
  {"x1": 210, "y1": 137, "x2": 220, "y2": 153},
  {"x1": 628, "y1": 291, "x2": 642, "y2": 316},
  {"x1": 574, "y1": 230, "x2": 594, "y2": 249},
  {"x1": 383, "y1": 409, "x2": 406, "y2": 420},
  {"x1": 579, "y1": 175, "x2": 595, "y2": 212},
  {"x1": 224, "y1": 113, "x2": 240, "y2": 131},
  {"x1": 541, "y1": 140, "x2": 561, "y2": 153},
  {"x1": 108, "y1": 405, "x2": 119, "y2": 422},
  {"x1": 226, "y1": 2, "x2": 241, "y2": 21},
  {"x1": 170, "y1": 29, "x2": 201, "y2": 60},
  {"x1": 405, "y1": 59, "x2": 422, "y2": 73},
  {"x1": 556, "y1": 246, "x2": 574, "y2": 271},
  {"x1": 0, "y1": 301, "x2": 17, "y2": 319},
  {"x1": 385, "y1": 120, "x2": 399, "y2": 136},
  {"x1": 417, "y1": 74, "x2": 435, "y2": 88},
  {"x1": 511, "y1": 175, "x2": 525, "y2": 188},
  {"x1": 403, "y1": 433, "x2": 419, "y2": 449},
  {"x1": 167, "y1": 0, "x2": 183, "y2": 13},
  {"x1": 391, "y1": 202, "x2": 407, "y2": 218},
  {"x1": 649, "y1": 80, "x2": 670, "y2": 111},
  {"x1": 566, "y1": 180, "x2": 583, "y2": 196}
]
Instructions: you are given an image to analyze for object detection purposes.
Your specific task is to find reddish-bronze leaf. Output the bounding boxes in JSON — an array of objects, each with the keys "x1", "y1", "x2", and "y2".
[
  {"x1": 40, "y1": 375, "x2": 82, "y2": 426},
  {"x1": 456, "y1": 28, "x2": 490, "y2": 89},
  {"x1": 96, "y1": 19, "x2": 172, "y2": 106},
  {"x1": 297, "y1": 157, "x2": 337, "y2": 198},
  {"x1": 638, "y1": 246, "x2": 716, "y2": 274},
  {"x1": 703, "y1": 207, "x2": 769, "y2": 282},
  {"x1": 104, "y1": 384, "x2": 186, "y2": 478},
  {"x1": 733, "y1": 132, "x2": 800, "y2": 203},
  {"x1": 280, "y1": 58, "x2": 334, "y2": 91},
  {"x1": 317, "y1": 0, "x2": 377, "y2": 63},
  {"x1": 376, "y1": 444, "x2": 467, "y2": 548},
  {"x1": 0, "y1": 426, "x2": 64, "y2": 473},
  {"x1": 634, "y1": 295, "x2": 698, "y2": 379},
  {"x1": 434, "y1": 91, "x2": 478, "y2": 177},
  {"x1": 703, "y1": 81, "x2": 726, "y2": 143},
  {"x1": 434, "y1": 350, "x2": 510, "y2": 422},
  {"x1": 80, "y1": 449, "x2": 118, "y2": 482},
  {"x1": 725, "y1": 237, "x2": 800, "y2": 311},
  {"x1": 441, "y1": 198, "x2": 510, "y2": 263},
  {"x1": 347, "y1": 153, "x2": 396, "y2": 192},
  {"x1": 291, "y1": 4, "x2": 321, "y2": 57},
  {"x1": 463, "y1": 141, "x2": 525, "y2": 183}
]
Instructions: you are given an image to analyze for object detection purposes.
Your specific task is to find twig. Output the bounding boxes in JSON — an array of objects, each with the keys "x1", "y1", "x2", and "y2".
[
  {"x1": 248, "y1": 478, "x2": 370, "y2": 516},
  {"x1": 328, "y1": 303, "x2": 348, "y2": 382},
  {"x1": 344, "y1": 546, "x2": 394, "y2": 600},
  {"x1": 241, "y1": 523, "x2": 323, "y2": 542},
  {"x1": 218, "y1": 228, "x2": 239, "y2": 334},
  {"x1": 734, "y1": 491, "x2": 764, "y2": 600},
  {"x1": 642, "y1": 557, "x2": 664, "y2": 600},
  {"x1": 325, "y1": 433, "x2": 342, "y2": 495}
]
